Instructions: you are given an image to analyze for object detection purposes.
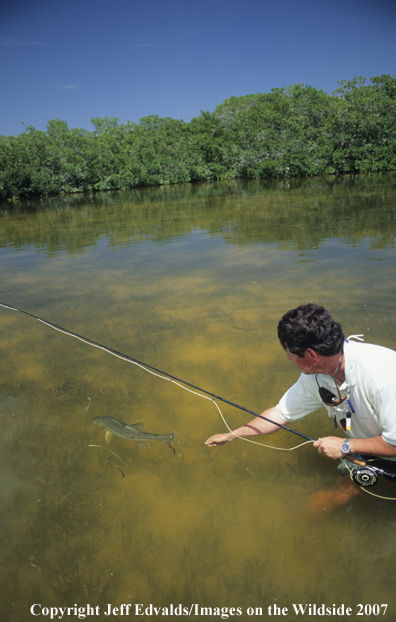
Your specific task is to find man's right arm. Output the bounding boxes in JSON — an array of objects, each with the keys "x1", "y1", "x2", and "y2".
[{"x1": 205, "y1": 406, "x2": 286, "y2": 447}]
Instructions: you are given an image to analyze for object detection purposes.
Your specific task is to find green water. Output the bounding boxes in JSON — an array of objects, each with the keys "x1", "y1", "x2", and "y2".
[{"x1": 1, "y1": 174, "x2": 396, "y2": 621}]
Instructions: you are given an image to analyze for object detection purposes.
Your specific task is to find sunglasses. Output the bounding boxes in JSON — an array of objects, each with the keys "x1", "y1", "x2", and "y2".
[{"x1": 316, "y1": 378, "x2": 347, "y2": 407}]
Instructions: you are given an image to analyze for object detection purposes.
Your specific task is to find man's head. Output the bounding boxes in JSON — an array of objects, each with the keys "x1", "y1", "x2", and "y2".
[{"x1": 277, "y1": 304, "x2": 345, "y2": 358}]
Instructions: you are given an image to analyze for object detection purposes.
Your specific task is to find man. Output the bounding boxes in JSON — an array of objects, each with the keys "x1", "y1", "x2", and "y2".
[{"x1": 205, "y1": 304, "x2": 396, "y2": 461}]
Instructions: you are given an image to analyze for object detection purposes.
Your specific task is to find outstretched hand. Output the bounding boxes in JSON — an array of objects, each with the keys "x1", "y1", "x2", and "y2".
[{"x1": 205, "y1": 433, "x2": 234, "y2": 447}]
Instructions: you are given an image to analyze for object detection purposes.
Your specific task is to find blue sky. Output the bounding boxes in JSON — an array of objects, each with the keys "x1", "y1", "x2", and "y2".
[{"x1": 1, "y1": 0, "x2": 395, "y2": 137}]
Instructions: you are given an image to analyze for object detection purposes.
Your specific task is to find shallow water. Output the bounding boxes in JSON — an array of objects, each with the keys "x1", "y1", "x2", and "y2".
[{"x1": 1, "y1": 174, "x2": 396, "y2": 621}]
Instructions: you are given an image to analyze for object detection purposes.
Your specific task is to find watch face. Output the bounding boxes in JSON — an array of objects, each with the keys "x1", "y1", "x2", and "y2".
[{"x1": 341, "y1": 441, "x2": 350, "y2": 453}]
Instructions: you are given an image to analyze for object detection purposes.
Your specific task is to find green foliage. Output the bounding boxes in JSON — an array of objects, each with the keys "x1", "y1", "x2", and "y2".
[{"x1": 1, "y1": 75, "x2": 396, "y2": 200}]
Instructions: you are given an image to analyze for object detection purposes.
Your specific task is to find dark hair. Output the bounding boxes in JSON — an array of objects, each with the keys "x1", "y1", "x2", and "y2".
[{"x1": 277, "y1": 304, "x2": 345, "y2": 357}]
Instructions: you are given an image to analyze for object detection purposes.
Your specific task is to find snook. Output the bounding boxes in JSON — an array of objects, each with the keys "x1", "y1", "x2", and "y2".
[{"x1": 94, "y1": 415, "x2": 175, "y2": 449}]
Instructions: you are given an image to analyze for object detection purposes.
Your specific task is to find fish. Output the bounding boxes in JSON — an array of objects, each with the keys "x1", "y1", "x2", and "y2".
[{"x1": 94, "y1": 416, "x2": 175, "y2": 450}]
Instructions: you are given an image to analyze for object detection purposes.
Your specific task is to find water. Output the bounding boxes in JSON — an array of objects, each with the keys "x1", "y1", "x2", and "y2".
[{"x1": 1, "y1": 174, "x2": 396, "y2": 621}]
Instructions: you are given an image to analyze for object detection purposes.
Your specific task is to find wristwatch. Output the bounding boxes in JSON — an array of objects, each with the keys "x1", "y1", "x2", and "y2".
[{"x1": 341, "y1": 439, "x2": 351, "y2": 454}]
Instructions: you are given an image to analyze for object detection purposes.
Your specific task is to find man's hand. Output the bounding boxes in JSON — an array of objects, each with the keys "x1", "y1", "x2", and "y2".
[
  {"x1": 314, "y1": 434, "x2": 396, "y2": 459},
  {"x1": 313, "y1": 436, "x2": 345, "y2": 460},
  {"x1": 205, "y1": 433, "x2": 235, "y2": 447}
]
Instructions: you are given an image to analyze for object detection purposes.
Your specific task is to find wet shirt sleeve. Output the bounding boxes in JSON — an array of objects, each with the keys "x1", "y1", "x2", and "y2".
[{"x1": 276, "y1": 374, "x2": 323, "y2": 422}]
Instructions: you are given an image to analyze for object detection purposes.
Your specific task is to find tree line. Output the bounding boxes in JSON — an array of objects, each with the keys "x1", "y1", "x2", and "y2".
[{"x1": 1, "y1": 74, "x2": 395, "y2": 201}]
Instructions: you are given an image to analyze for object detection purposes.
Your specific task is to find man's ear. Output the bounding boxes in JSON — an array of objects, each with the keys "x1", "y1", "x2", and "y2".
[{"x1": 305, "y1": 348, "x2": 319, "y2": 362}]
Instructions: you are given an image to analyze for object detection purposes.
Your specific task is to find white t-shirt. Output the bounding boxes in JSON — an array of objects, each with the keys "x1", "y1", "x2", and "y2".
[{"x1": 276, "y1": 340, "x2": 396, "y2": 446}]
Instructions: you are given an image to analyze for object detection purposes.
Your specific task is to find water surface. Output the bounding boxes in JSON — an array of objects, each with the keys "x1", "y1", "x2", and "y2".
[{"x1": 1, "y1": 174, "x2": 396, "y2": 620}]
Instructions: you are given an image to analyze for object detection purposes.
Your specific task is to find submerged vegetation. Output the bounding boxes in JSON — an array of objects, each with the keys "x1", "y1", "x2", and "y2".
[{"x1": 1, "y1": 74, "x2": 395, "y2": 200}]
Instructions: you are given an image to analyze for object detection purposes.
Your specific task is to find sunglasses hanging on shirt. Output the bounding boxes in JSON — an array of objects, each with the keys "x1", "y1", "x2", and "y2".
[
  {"x1": 316, "y1": 377, "x2": 355, "y2": 431},
  {"x1": 316, "y1": 377, "x2": 347, "y2": 429}
]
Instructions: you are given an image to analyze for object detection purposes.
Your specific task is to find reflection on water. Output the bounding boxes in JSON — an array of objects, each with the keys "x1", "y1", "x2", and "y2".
[{"x1": 1, "y1": 174, "x2": 396, "y2": 620}]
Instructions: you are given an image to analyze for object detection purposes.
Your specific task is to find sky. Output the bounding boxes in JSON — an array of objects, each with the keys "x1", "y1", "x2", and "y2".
[{"x1": 1, "y1": 0, "x2": 395, "y2": 137}]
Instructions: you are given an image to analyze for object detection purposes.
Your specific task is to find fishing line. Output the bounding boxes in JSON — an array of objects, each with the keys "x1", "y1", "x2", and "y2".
[{"x1": 0, "y1": 301, "x2": 315, "y2": 450}]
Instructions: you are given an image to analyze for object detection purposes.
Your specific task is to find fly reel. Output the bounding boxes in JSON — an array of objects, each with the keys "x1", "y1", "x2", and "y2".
[{"x1": 352, "y1": 466, "x2": 378, "y2": 487}]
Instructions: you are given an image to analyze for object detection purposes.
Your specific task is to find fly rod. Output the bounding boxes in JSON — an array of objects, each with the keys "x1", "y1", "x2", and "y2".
[{"x1": 0, "y1": 301, "x2": 315, "y2": 442}]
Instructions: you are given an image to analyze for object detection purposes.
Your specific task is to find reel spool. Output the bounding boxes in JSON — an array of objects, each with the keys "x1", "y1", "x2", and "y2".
[{"x1": 352, "y1": 467, "x2": 378, "y2": 487}]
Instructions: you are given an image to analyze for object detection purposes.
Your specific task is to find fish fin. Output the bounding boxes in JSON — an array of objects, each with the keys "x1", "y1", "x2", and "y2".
[{"x1": 105, "y1": 431, "x2": 113, "y2": 444}]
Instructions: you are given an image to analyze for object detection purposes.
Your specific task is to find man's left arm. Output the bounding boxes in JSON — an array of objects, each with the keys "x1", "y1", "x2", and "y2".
[{"x1": 314, "y1": 435, "x2": 396, "y2": 459}]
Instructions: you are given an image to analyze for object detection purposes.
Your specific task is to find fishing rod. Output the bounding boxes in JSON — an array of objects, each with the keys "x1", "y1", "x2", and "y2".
[{"x1": 0, "y1": 301, "x2": 314, "y2": 443}]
